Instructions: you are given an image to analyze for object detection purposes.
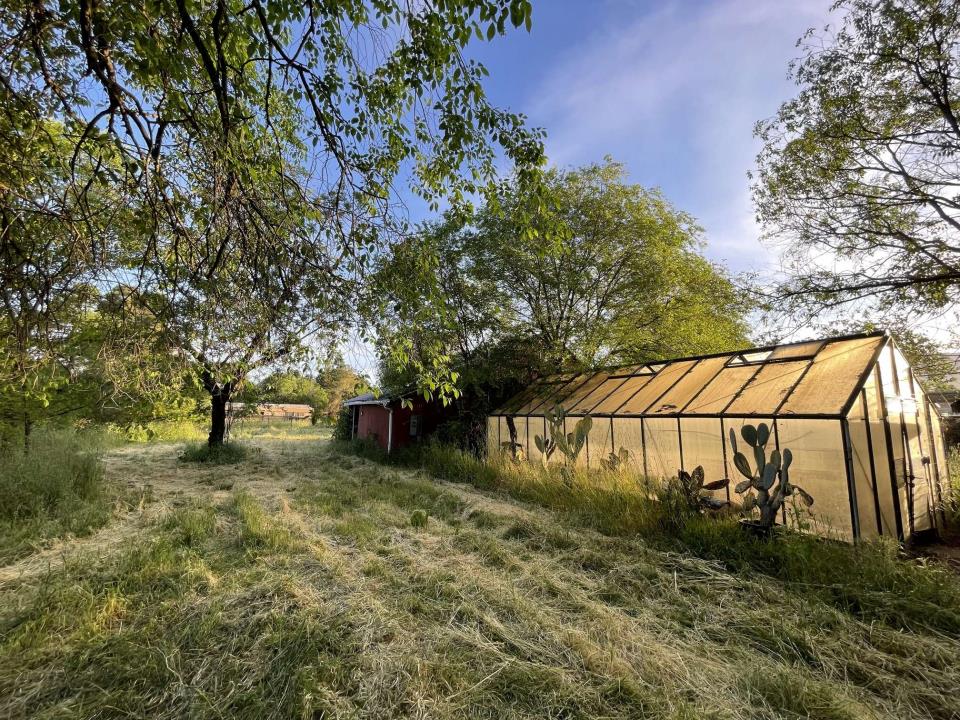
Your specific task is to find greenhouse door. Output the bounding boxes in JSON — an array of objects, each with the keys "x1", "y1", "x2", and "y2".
[{"x1": 904, "y1": 414, "x2": 935, "y2": 534}]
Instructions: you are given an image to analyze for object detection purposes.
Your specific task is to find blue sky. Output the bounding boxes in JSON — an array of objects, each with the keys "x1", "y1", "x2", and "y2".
[{"x1": 464, "y1": 0, "x2": 833, "y2": 275}]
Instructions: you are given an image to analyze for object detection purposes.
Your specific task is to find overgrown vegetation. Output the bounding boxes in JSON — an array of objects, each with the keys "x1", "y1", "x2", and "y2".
[
  {"x1": 342, "y1": 437, "x2": 960, "y2": 635},
  {"x1": 179, "y1": 441, "x2": 249, "y2": 465},
  {"x1": 2, "y1": 430, "x2": 958, "y2": 719},
  {"x1": 0, "y1": 429, "x2": 114, "y2": 562},
  {"x1": 945, "y1": 446, "x2": 960, "y2": 531}
]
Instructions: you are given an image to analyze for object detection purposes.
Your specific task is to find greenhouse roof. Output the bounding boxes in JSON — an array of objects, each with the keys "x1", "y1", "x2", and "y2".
[{"x1": 493, "y1": 331, "x2": 890, "y2": 420}]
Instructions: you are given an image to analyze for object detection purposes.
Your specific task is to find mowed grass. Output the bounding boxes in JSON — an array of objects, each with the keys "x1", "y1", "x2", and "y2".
[{"x1": 1, "y1": 431, "x2": 958, "y2": 719}]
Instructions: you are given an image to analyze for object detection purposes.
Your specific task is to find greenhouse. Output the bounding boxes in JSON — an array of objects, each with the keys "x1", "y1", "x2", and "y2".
[{"x1": 487, "y1": 331, "x2": 949, "y2": 542}]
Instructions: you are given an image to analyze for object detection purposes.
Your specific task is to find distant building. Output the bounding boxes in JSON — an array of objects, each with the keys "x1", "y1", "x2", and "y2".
[
  {"x1": 342, "y1": 391, "x2": 444, "y2": 452},
  {"x1": 226, "y1": 402, "x2": 313, "y2": 423}
]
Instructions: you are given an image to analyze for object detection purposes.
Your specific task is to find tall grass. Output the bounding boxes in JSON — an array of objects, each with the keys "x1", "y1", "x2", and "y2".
[
  {"x1": 339, "y1": 438, "x2": 960, "y2": 635},
  {"x1": 179, "y1": 441, "x2": 248, "y2": 464},
  {"x1": 108, "y1": 419, "x2": 207, "y2": 443},
  {"x1": 0, "y1": 429, "x2": 112, "y2": 562},
  {"x1": 943, "y1": 445, "x2": 960, "y2": 530},
  {"x1": 3, "y1": 434, "x2": 959, "y2": 719}
]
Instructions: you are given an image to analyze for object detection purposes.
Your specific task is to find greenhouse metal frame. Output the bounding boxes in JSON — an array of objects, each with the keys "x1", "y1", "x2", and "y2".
[{"x1": 487, "y1": 331, "x2": 949, "y2": 542}]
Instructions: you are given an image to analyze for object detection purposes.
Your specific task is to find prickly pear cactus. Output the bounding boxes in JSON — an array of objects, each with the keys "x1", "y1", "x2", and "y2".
[
  {"x1": 676, "y1": 465, "x2": 730, "y2": 511},
  {"x1": 535, "y1": 406, "x2": 592, "y2": 467},
  {"x1": 729, "y1": 423, "x2": 813, "y2": 529}
]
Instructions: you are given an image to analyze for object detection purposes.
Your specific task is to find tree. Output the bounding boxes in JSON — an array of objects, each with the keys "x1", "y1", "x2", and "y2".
[
  {"x1": 754, "y1": 0, "x2": 960, "y2": 318},
  {"x1": 372, "y1": 159, "x2": 750, "y2": 452},
  {"x1": 0, "y1": 112, "x2": 128, "y2": 448},
  {"x1": 315, "y1": 354, "x2": 371, "y2": 423},
  {"x1": 378, "y1": 159, "x2": 749, "y2": 387},
  {"x1": 2, "y1": 0, "x2": 545, "y2": 444}
]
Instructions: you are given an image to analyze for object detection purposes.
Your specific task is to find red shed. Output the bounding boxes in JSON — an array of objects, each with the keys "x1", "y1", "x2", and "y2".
[{"x1": 343, "y1": 392, "x2": 444, "y2": 452}]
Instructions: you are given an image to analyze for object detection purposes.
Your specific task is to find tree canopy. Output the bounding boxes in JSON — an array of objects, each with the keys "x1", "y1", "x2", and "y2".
[
  {"x1": 377, "y1": 159, "x2": 750, "y2": 398},
  {"x1": 754, "y1": 0, "x2": 960, "y2": 321},
  {"x1": 0, "y1": 0, "x2": 545, "y2": 444}
]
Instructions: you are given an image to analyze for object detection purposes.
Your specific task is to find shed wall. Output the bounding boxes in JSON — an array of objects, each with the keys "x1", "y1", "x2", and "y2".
[{"x1": 356, "y1": 405, "x2": 391, "y2": 451}]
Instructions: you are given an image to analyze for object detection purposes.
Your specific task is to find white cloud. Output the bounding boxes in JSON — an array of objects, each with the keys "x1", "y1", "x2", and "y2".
[{"x1": 525, "y1": 0, "x2": 833, "y2": 273}]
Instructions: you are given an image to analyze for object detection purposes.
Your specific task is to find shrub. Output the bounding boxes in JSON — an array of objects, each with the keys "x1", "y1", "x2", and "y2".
[
  {"x1": 410, "y1": 509, "x2": 429, "y2": 528},
  {"x1": 332, "y1": 406, "x2": 353, "y2": 441},
  {"x1": 179, "y1": 442, "x2": 248, "y2": 465}
]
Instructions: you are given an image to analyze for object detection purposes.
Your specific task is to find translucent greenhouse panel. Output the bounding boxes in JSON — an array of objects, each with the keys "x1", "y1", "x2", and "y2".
[
  {"x1": 648, "y1": 356, "x2": 728, "y2": 415},
  {"x1": 887, "y1": 415, "x2": 912, "y2": 536},
  {"x1": 768, "y1": 340, "x2": 824, "y2": 360},
  {"x1": 643, "y1": 417, "x2": 682, "y2": 480},
  {"x1": 560, "y1": 372, "x2": 611, "y2": 414},
  {"x1": 511, "y1": 416, "x2": 530, "y2": 462},
  {"x1": 612, "y1": 418, "x2": 645, "y2": 475},
  {"x1": 903, "y1": 417, "x2": 934, "y2": 533},
  {"x1": 683, "y1": 365, "x2": 757, "y2": 414},
  {"x1": 567, "y1": 376, "x2": 627, "y2": 415},
  {"x1": 846, "y1": 401, "x2": 881, "y2": 540},
  {"x1": 778, "y1": 335, "x2": 884, "y2": 416},
  {"x1": 678, "y1": 418, "x2": 728, "y2": 503},
  {"x1": 911, "y1": 376, "x2": 939, "y2": 531},
  {"x1": 620, "y1": 360, "x2": 698, "y2": 414},
  {"x1": 586, "y1": 416, "x2": 614, "y2": 468},
  {"x1": 486, "y1": 417, "x2": 499, "y2": 457},
  {"x1": 863, "y1": 370, "x2": 900, "y2": 537},
  {"x1": 526, "y1": 416, "x2": 547, "y2": 464},
  {"x1": 514, "y1": 375, "x2": 581, "y2": 415},
  {"x1": 929, "y1": 408, "x2": 948, "y2": 523},
  {"x1": 498, "y1": 416, "x2": 511, "y2": 456},
  {"x1": 775, "y1": 419, "x2": 853, "y2": 541},
  {"x1": 876, "y1": 343, "x2": 898, "y2": 398},
  {"x1": 497, "y1": 382, "x2": 544, "y2": 415},
  {"x1": 892, "y1": 346, "x2": 913, "y2": 399},
  {"x1": 725, "y1": 360, "x2": 809, "y2": 415},
  {"x1": 592, "y1": 375, "x2": 653, "y2": 414}
]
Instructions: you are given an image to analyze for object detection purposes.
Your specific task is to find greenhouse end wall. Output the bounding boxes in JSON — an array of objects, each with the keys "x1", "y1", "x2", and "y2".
[{"x1": 486, "y1": 333, "x2": 949, "y2": 543}]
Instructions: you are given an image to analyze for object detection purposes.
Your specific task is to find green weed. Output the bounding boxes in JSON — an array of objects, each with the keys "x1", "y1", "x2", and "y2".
[{"x1": 179, "y1": 441, "x2": 248, "y2": 464}]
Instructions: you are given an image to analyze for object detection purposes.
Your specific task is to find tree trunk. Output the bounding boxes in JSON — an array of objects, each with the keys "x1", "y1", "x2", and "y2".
[
  {"x1": 207, "y1": 382, "x2": 233, "y2": 447},
  {"x1": 23, "y1": 412, "x2": 31, "y2": 455},
  {"x1": 209, "y1": 393, "x2": 227, "y2": 447}
]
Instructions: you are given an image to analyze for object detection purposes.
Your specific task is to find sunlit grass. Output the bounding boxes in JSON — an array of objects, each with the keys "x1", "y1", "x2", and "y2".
[{"x1": 1, "y1": 430, "x2": 958, "y2": 719}]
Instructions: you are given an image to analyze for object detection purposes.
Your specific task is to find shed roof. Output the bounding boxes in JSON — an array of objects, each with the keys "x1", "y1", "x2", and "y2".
[
  {"x1": 493, "y1": 332, "x2": 889, "y2": 420},
  {"x1": 343, "y1": 392, "x2": 390, "y2": 407}
]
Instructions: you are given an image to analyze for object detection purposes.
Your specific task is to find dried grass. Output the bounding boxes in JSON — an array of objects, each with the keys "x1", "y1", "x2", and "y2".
[{"x1": 1, "y1": 429, "x2": 958, "y2": 719}]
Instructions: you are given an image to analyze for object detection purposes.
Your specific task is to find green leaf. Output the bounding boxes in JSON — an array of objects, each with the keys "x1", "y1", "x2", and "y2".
[
  {"x1": 691, "y1": 465, "x2": 704, "y2": 488},
  {"x1": 741, "y1": 424, "x2": 758, "y2": 447}
]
